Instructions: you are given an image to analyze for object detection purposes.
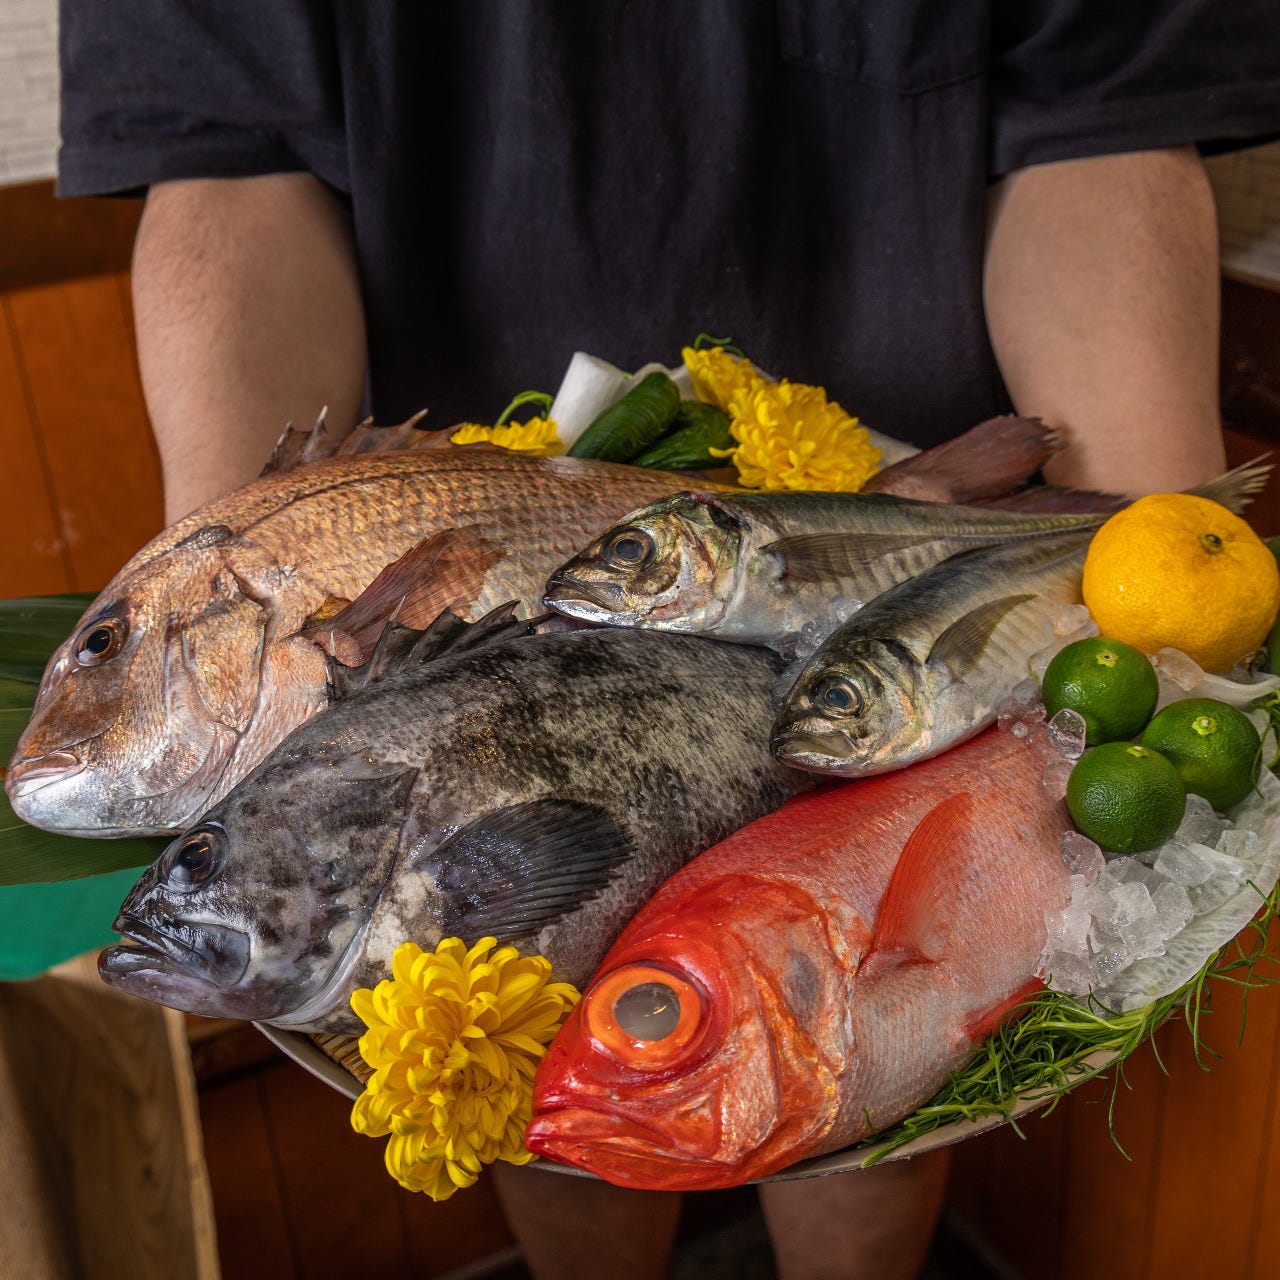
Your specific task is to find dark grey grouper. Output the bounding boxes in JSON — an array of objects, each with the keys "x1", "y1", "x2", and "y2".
[{"x1": 98, "y1": 625, "x2": 806, "y2": 1034}]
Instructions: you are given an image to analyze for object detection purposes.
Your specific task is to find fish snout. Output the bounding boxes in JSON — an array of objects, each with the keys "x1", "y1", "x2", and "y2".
[
  {"x1": 5, "y1": 750, "x2": 84, "y2": 796},
  {"x1": 543, "y1": 571, "x2": 625, "y2": 618},
  {"x1": 106, "y1": 911, "x2": 251, "y2": 988}
]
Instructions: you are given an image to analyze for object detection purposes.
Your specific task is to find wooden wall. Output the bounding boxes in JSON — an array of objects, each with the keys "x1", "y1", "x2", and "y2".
[{"x1": 2, "y1": 177, "x2": 1280, "y2": 1279}]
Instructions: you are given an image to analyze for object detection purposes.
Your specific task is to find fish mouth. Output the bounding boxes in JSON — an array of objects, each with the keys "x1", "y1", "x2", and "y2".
[
  {"x1": 102, "y1": 912, "x2": 250, "y2": 988},
  {"x1": 770, "y1": 727, "x2": 861, "y2": 774},
  {"x1": 525, "y1": 1107, "x2": 740, "y2": 1189},
  {"x1": 5, "y1": 751, "x2": 85, "y2": 797},
  {"x1": 543, "y1": 572, "x2": 624, "y2": 620}
]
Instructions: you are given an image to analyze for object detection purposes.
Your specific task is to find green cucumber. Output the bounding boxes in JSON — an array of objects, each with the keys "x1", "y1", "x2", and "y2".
[
  {"x1": 632, "y1": 401, "x2": 734, "y2": 470},
  {"x1": 568, "y1": 371, "x2": 681, "y2": 462}
]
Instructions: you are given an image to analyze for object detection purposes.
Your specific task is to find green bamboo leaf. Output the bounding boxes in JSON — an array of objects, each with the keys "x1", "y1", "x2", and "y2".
[
  {"x1": 0, "y1": 592, "x2": 95, "y2": 682},
  {"x1": 1, "y1": 675, "x2": 36, "y2": 763},
  {"x1": 0, "y1": 788, "x2": 163, "y2": 885}
]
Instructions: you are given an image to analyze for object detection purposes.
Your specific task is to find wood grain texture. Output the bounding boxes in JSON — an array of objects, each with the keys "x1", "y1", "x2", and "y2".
[
  {"x1": 0, "y1": 182, "x2": 141, "y2": 294},
  {"x1": 6, "y1": 273, "x2": 163, "y2": 592},
  {"x1": 0, "y1": 952, "x2": 218, "y2": 1280},
  {"x1": 0, "y1": 299, "x2": 71, "y2": 596}
]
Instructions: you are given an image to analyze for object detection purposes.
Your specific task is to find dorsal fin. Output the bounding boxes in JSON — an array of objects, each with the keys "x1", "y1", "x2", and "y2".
[
  {"x1": 303, "y1": 525, "x2": 508, "y2": 655},
  {"x1": 332, "y1": 410, "x2": 442, "y2": 457},
  {"x1": 869, "y1": 793, "x2": 975, "y2": 964},
  {"x1": 325, "y1": 601, "x2": 541, "y2": 702},
  {"x1": 260, "y1": 408, "x2": 333, "y2": 476},
  {"x1": 425, "y1": 799, "x2": 634, "y2": 942}
]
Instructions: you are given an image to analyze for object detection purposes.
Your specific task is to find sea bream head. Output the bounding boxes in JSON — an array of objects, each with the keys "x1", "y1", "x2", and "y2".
[
  {"x1": 526, "y1": 873, "x2": 848, "y2": 1190},
  {"x1": 98, "y1": 751, "x2": 417, "y2": 1021},
  {"x1": 5, "y1": 524, "x2": 328, "y2": 836},
  {"x1": 543, "y1": 492, "x2": 745, "y2": 632},
  {"x1": 771, "y1": 637, "x2": 929, "y2": 776}
]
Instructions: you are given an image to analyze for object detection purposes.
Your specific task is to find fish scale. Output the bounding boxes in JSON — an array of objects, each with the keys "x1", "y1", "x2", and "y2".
[
  {"x1": 7, "y1": 449, "x2": 704, "y2": 837},
  {"x1": 525, "y1": 726, "x2": 1072, "y2": 1189},
  {"x1": 97, "y1": 627, "x2": 809, "y2": 1034}
]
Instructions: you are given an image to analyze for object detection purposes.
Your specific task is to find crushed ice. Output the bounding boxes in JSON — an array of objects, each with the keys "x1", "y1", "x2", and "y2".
[{"x1": 1012, "y1": 613, "x2": 1280, "y2": 1014}]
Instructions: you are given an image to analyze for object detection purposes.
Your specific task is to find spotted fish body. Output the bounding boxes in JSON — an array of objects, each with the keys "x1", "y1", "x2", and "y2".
[
  {"x1": 773, "y1": 532, "x2": 1090, "y2": 776},
  {"x1": 98, "y1": 627, "x2": 808, "y2": 1034},
  {"x1": 526, "y1": 727, "x2": 1072, "y2": 1190},
  {"x1": 6, "y1": 449, "x2": 696, "y2": 837}
]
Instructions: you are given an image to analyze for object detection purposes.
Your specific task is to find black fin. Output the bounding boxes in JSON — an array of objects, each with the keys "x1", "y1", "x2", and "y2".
[
  {"x1": 326, "y1": 602, "x2": 545, "y2": 702},
  {"x1": 764, "y1": 531, "x2": 944, "y2": 581},
  {"x1": 927, "y1": 594, "x2": 1037, "y2": 676},
  {"x1": 426, "y1": 800, "x2": 633, "y2": 942}
]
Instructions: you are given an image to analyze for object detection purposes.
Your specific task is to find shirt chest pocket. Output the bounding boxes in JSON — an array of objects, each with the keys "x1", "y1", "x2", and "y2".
[{"x1": 777, "y1": 0, "x2": 986, "y2": 93}]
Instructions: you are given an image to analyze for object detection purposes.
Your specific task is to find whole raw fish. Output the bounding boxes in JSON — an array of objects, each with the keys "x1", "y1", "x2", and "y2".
[
  {"x1": 5, "y1": 448, "x2": 698, "y2": 837},
  {"x1": 542, "y1": 468, "x2": 1264, "y2": 650},
  {"x1": 772, "y1": 533, "x2": 1088, "y2": 776},
  {"x1": 97, "y1": 624, "x2": 807, "y2": 1033},
  {"x1": 543, "y1": 489, "x2": 1109, "y2": 648},
  {"x1": 525, "y1": 726, "x2": 1072, "y2": 1189}
]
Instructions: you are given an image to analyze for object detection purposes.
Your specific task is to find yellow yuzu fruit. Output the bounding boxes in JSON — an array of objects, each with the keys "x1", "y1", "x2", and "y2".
[{"x1": 1081, "y1": 493, "x2": 1280, "y2": 673}]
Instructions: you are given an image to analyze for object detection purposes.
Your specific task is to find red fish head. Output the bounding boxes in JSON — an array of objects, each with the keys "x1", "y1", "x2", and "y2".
[{"x1": 526, "y1": 875, "x2": 850, "y2": 1190}]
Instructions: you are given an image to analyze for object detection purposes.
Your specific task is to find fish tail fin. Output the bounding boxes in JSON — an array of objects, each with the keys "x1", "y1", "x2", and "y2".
[{"x1": 1186, "y1": 457, "x2": 1272, "y2": 513}]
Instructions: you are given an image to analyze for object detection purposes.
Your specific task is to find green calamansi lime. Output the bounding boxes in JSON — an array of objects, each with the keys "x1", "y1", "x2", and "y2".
[
  {"x1": 1040, "y1": 637, "x2": 1160, "y2": 746},
  {"x1": 1066, "y1": 742, "x2": 1187, "y2": 854},
  {"x1": 1139, "y1": 697, "x2": 1262, "y2": 812}
]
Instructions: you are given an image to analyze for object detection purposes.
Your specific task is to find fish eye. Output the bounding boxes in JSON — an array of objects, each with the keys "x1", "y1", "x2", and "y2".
[
  {"x1": 603, "y1": 529, "x2": 655, "y2": 569},
  {"x1": 585, "y1": 963, "x2": 705, "y2": 1067},
  {"x1": 810, "y1": 675, "x2": 863, "y2": 718},
  {"x1": 74, "y1": 617, "x2": 125, "y2": 667},
  {"x1": 163, "y1": 827, "x2": 224, "y2": 892}
]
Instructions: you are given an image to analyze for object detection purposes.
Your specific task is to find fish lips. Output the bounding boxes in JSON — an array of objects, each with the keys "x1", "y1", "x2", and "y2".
[
  {"x1": 525, "y1": 1106, "x2": 742, "y2": 1190},
  {"x1": 770, "y1": 725, "x2": 863, "y2": 775},
  {"x1": 542, "y1": 570, "x2": 625, "y2": 621},
  {"x1": 100, "y1": 912, "x2": 251, "y2": 994}
]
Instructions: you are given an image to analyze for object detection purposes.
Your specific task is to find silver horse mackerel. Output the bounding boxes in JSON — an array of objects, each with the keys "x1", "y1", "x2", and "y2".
[
  {"x1": 98, "y1": 622, "x2": 806, "y2": 1034},
  {"x1": 544, "y1": 489, "x2": 1111, "y2": 648},
  {"x1": 772, "y1": 533, "x2": 1089, "y2": 776}
]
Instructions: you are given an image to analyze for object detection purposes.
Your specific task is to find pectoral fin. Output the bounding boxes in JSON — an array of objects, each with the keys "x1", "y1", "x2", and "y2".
[
  {"x1": 926, "y1": 594, "x2": 1036, "y2": 677},
  {"x1": 423, "y1": 800, "x2": 633, "y2": 941},
  {"x1": 868, "y1": 793, "x2": 975, "y2": 964}
]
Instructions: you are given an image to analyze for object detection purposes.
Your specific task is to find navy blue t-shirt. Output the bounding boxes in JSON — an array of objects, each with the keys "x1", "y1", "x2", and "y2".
[{"x1": 57, "y1": 2, "x2": 1280, "y2": 442}]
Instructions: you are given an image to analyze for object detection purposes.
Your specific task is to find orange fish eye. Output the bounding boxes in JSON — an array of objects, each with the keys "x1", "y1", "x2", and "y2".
[
  {"x1": 74, "y1": 616, "x2": 125, "y2": 667},
  {"x1": 584, "y1": 963, "x2": 705, "y2": 1067}
]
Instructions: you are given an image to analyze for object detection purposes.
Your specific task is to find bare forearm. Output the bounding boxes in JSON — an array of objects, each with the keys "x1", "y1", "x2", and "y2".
[
  {"x1": 984, "y1": 146, "x2": 1225, "y2": 496},
  {"x1": 132, "y1": 173, "x2": 367, "y2": 521}
]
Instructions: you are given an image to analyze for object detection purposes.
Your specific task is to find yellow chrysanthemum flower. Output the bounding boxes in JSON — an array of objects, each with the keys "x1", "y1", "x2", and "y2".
[
  {"x1": 712, "y1": 380, "x2": 881, "y2": 492},
  {"x1": 350, "y1": 937, "x2": 580, "y2": 1201},
  {"x1": 449, "y1": 417, "x2": 563, "y2": 457},
  {"x1": 681, "y1": 345, "x2": 768, "y2": 411}
]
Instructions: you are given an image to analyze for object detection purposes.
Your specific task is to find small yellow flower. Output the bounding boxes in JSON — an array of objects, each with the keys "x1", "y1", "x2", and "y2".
[
  {"x1": 713, "y1": 380, "x2": 881, "y2": 492},
  {"x1": 450, "y1": 417, "x2": 563, "y2": 457},
  {"x1": 681, "y1": 346, "x2": 768, "y2": 411},
  {"x1": 350, "y1": 937, "x2": 580, "y2": 1200}
]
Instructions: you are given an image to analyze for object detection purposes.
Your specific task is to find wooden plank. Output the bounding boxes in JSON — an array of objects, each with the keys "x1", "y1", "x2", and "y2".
[
  {"x1": 258, "y1": 1058, "x2": 414, "y2": 1279},
  {"x1": 7, "y1": 273, "x2": 163, "y2": 592},
  {"x1": 1223, "y1": 426, "x2": 1279, "y2": 539},
  {"x1": 0, "y1": 951, "x2": 219, "y2": 1280},
  {"x1": 0, "y1": 181, "x2": 141, "y2": 294},
  {"x1": 0, "y1": 298, "x2": 71, "y2": 596},
  {"x1": 1145, "y1": 956, "x2": 1280, "y2": 1279},
  {"x1": 1244, "y1": 923, "x2": 1280, "y2": 1280},
  {"x1": 198, "y1": 1072, "x2": 299, "y2": 1280},
  {"x1": 1058, "y1": 1039, "x2": 1169, "y2": 1280},
  {"x1": 400, "y1": 1155, "x2": 518, "y2": 1279}
]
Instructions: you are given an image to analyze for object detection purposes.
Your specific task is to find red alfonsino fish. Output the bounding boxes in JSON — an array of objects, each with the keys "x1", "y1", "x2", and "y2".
[{"x1": 525, "y1": 726, "x2": 1073, "y2": 1190}]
